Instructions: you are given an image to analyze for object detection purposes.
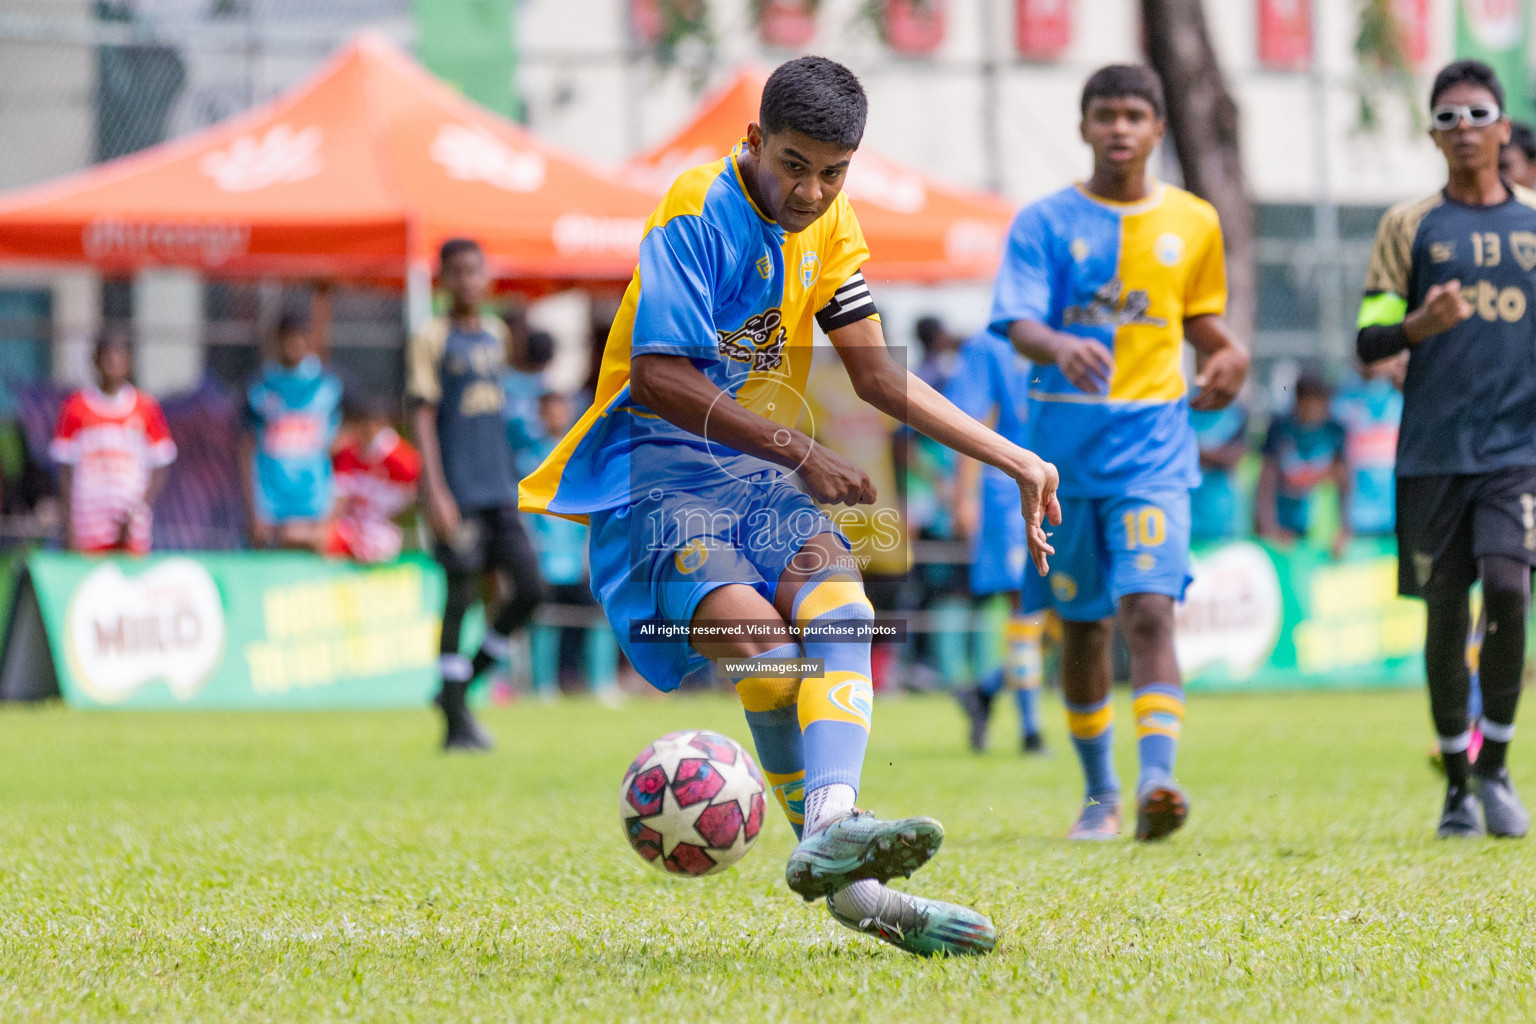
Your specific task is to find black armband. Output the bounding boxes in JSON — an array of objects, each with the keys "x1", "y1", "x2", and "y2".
[
  {"x1": 815, "y1": 271, "x2": 878, "y2": 333},
  {"x1": 1356, "y1": 323, "x2": 1409, "y2": 363}
]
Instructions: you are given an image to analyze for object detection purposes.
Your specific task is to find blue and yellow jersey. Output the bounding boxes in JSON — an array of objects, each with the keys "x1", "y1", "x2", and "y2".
[
  {"x1": 988, "y1": 183, "x2": 1226, "y2": 497},
  {"x1": 519, "y1": 145, "x2": 872, "y2": 520}
]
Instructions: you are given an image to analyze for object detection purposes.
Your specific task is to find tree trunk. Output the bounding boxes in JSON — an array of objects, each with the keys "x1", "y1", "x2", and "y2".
[{"x1": 1141, "y1": 0, "x2": 1256, "y2": 344}]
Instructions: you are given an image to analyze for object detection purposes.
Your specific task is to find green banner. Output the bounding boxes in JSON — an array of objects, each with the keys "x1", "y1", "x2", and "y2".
[
  {"x1": 1455, "y1": 0, "x2": 1534, "y2": 125},
  {"x1": 1179, "y1": 537, "x2": 1427, "y2": 691},
  {"x1": 413, "y1": 0, "x2": 519, "y2": 119},
  {"x1": 11, "y1": 551, "x2": 447, "y2": 709}
]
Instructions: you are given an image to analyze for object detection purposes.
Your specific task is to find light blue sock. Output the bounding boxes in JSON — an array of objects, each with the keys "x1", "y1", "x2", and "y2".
[
  {"x1": 1065, "y1": 696, "x2": 1119, "y2": 801},
  {"x1": 1015, "y1": 686, "x2": 1041, "y2": 738}
]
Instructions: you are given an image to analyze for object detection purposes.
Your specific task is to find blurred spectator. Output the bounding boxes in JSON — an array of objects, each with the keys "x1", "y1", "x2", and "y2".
[
  {"x1": 327, "y1": 394, "x2": 421, "y2": 563},
  {"x1": 1500, "y1": 121, "x2": 1536, "y2": 189},
  {"x1": 1189, "y1": 401, "x2": 1249, "y2": 543},
  {"x1": 1334, "y1": 354, "x2": 1406, "y2": 536},
  {"x1": 407, "y1": 237, "x2": 544, "y2": 749},
  {"x1": 240, "y1": 312, "x2": 342, "y2": 551},
  {"x1": 49, "y1": 327, "x2": 176, "y2": 554},
  {"x1": 522, "y1": 390, "x2": 616, "y2": 698},
  {"x1": 1257, "y1": 370, "x2": 1351, "y2": 558},
  {"x1": 504, "y1": 329, "x2": 555, "y2": 460}
]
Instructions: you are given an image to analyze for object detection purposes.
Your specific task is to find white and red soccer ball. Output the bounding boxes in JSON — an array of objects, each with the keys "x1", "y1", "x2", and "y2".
[{"x1": 619, "y1": 729, "x2": 768, "y2": 876}]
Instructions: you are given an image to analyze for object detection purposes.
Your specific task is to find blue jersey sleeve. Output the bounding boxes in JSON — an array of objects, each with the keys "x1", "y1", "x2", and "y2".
[
  {"x1": 989, "y1": 204, "x2": 1055, "y2": 337},
  {"x1": 631, "y1": 215, "x2": 732, "y2": 363}
]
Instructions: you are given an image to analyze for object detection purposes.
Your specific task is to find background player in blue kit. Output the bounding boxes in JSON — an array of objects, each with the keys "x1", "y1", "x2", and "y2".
[
  {"x1": 1357, "y1": 60, "x2": 1536, "y2": 839},
  {"x1": 946, "y1": 329, "x2": 1047, "y2": 754},
  {"x1": 990, "y1": 65, "x2": 1250, "y2": 842},
  {"x1": 521, "y1": 57, "x2": 1061, "y2": 956}
]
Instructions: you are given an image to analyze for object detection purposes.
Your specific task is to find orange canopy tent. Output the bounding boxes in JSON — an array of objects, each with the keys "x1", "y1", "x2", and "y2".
[
  {"x1": 628, "y1": 70, "x2": 1014, "y2": 282},
  {"x1": 0, "y1": 33, "x2": 654, "y2": 285}
]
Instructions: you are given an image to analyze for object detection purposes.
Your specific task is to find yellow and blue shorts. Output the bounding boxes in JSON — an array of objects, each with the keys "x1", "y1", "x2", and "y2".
[
  {"x1": 587, "y1": 468, "x2": 843, "y2": 692},
  {"x1": 1023, "y1": 487, "x2": 1192, "y2": 622}
]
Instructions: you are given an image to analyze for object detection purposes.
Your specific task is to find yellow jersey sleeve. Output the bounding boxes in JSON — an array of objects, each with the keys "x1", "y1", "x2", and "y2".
[
  {"x1": 1183, "y1": 210, "x2": 1227, "y2": 319},
  {"x1": 404, "y1": 318, "x2": 449, "y2": 405},
  {"x1": 811, "y1": 195, "x2": 872, "y2": 312}
]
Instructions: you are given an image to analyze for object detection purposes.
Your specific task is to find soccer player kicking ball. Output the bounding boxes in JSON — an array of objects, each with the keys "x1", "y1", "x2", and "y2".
[
  {"x1": 1357, "y1": 60, "x2": 1535, "y2": 839},
  {"x1": 989, "y1": 65, "x2": 1249, "y2": 842},
  {"x1": 521, "y1": 57, "x2": 1059, "y2": 956}
]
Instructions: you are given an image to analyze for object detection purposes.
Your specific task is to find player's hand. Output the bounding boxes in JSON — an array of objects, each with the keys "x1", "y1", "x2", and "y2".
[
  {"x1": 1055, "y1": 335, "x2": 1114, "y2": 395},
  {"x1": 1330, "y1": 530, "x2": 1352, "y2": 562},
  {"x1": 425, "y1": 486, "x2": 462, "y2": 542},
  {"x1": 1012, "y1": 451, "x2": 1061, "y2": 576},
  {"x1": 800, "y1": 445, "x2": 876, "y2": 506},
  {"x1": 1190, "y1": 344, "x2": 1250, "y2": 411},
  {"x1": 1406, "y1": 280, "x2": 1473, "y2": 343}
]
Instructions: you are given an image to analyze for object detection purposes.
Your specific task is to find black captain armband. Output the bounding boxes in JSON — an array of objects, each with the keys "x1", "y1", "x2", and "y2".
[
  {"x1": 815, "y1": 271, "x2": 879, "y2": 333},
  {"x1": 1356, "y1": 322, "x2": 1410, "y2": 363}
]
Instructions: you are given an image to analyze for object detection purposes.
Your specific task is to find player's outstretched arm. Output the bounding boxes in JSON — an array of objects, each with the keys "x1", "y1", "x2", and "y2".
[
  {"x1": 628, "y1": 353, "x2": 874, "y2": 506},
  {"x1": 825, "y1": 317, "x2": 1061, "y2": 574},
  {"x1": 1184, "y1": 315, "x2": 1251, "y2": 411}
]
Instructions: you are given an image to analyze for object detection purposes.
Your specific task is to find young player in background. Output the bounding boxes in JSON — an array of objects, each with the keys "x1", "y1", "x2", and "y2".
[
  {"x1": 408, "y1": 238, "x2": 545, "y2": 751},
  {"x1": 990, "y1": 64, "x2": 1250, "y2": 842},
  {"x1": 51, "y1": 327, "x2": 176, "y2": 554},
  {"x1": 328, "y1": 395, "x2": 421, "y2": 564},
  {"x1": 946, "y1": 329, "x2": 1047, "y2": 754},
  {"x1": 241, "y1": 313, "x2": 342, "y2": 552},
  {"x1": 1357, "y1": 60, "x2": 1534, "y2": 838},
  {"x1": 521, "y1": 57, "x2": 1060, "y2": 956},
  {"x1": 1498, "y1": 121, "x2": 1536, "y2": 189},
  {"x1": 1255, "y1": 369, "x2": 1351, "y2": 560}
]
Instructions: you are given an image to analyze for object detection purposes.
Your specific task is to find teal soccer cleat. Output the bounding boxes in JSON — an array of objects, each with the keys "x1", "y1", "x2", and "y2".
[
  {"x1": 785, "y1": 810, "x2": 944, "y2": 901},
  {"x1": 1068, "y1": 796, "x2": 1122, "y2": 841},
  {"x1": 825, "y1": 886, "x2": 997, "y2": 958}
]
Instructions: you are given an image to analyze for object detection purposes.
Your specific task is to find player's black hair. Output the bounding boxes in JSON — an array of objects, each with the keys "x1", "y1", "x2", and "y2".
[
  {"x1": 93, "y1": 324, "x2": 132, "y2": 360},
  {"x1": 439, "y1": 237, "x2": 484, "y2": 268},
  {"x1": 275, "y1": 310, "x2": 309, "y2": 336},
  {"x1": 1080, "y1": 64, "x2": 1165, "y2": 119},
  {"x1": 914, "y1": 316, "x2": 944, "y2": 352},
  {"x1": 1429, "y1": 59, "x2": 1505, "y2": 111},
  {"x1": 1508, "y1": 121, "x2": 1536, "y2": 160},
  {"x1": 342, "y1": 391, "x2": 398, "y2": 424},
  {"x1": 759, "y1": 56, "x2": 867, "y2": 150},
  {"x1": 1294, "y1": 368, "x2": 1332, "y2": 402},
  {"x1": 525, "y1": 330, "x2": 556, "y2": 370}
]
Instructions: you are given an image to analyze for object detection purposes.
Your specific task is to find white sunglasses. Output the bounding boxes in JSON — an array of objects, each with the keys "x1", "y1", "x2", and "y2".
[{"x1": 1431, "y1": 102, "x2": 1503, "y2": 130}]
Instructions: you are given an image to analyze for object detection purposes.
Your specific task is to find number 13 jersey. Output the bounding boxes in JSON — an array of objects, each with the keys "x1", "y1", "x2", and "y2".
[{"x1": 1358, "y1": 187, "x2": 1536, "y2": 477}]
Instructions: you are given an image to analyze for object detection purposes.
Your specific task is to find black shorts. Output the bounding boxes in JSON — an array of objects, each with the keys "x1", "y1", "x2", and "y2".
[
  {"x1": 1395, "y1": 466, "x2": 1536, "y2": 596},
  {"x1": 434, "y1": 504, "x2": 539, "y2": 578}
]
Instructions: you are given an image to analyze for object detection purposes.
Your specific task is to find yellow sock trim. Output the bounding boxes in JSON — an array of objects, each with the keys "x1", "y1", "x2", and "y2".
[
  {"x1": 793, "y1": 577, "x2": 870, "y2": 630},
  {"x1": 1132, "y1": 694, "x2": 1184, "y2": 739},
  {"x1": 1066, "y1": 703, "x2": 1114, "y2": 740},
  {"x1": 764, "y1": 768, "x2": 805, "y2": 826},
  {"x1": 736, "y1": 673, "x2": 801, "y2": 712}
]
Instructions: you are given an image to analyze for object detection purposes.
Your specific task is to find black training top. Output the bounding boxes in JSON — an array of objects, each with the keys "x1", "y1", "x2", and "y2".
[{"x1": 1359, "y1": 186, "x2": 1536, "y2": 478}]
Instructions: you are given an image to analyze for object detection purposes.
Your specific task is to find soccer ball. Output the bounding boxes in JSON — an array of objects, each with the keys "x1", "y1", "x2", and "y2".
[{"x1": 619, "y1": 729, "x2": 768, "y2": 876}]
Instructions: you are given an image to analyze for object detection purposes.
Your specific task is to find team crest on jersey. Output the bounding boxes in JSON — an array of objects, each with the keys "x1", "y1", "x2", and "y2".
[
  {"x1": 1512, "y1": 232, "x2": 1536, "y2": 272},
  {"x1": 1071, "y1": 238, "x2": 1091, "y2": 262},
  {"x1": 799, "y1": 251, "x2": 821, "y2": 289},
  {"x1": 675, "y1": 538, "x2": 709, "y2": 574},
  {"x1": 717, "y1": 308, "x2": 788, "y2": 372},
  {"x1": 756, "y1": 254, "x2": 774, "y2": 279},
  {"x1": 1051, "y1": 573, "x2": 1079, "y2": 602},
  {"x1": 1062, "y1": 278, "x2": 1168, "y2": 329},
  {"x1": 1155, "y1": 233, "x2": 1185, "y2": 266},
  {"x1": 1430, "y1": 241, "x2": 1456, "y2": 264}
]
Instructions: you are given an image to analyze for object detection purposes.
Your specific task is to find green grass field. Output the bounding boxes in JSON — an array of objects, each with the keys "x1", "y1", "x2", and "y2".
[{"x1": 2, "y1": 688, "x2": 1534, "y2": 1023}]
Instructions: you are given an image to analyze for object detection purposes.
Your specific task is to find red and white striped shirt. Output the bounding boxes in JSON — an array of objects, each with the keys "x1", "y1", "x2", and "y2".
[
  {"x1": 50, "y1": 385, "x2": 177, "y2": 554},
  {"x1": 329, "y1": 428, "x2": 420, "y2": 563}
]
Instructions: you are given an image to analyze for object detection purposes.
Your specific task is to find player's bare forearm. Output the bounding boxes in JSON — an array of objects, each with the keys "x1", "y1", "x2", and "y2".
[
  {"x1": 630, "y1": 354, "x2": 873, "y2": 505},
  {"x1": 1006, "y1": 319, "x2": 1075, "y2": 365},
  {"x1": 630, "y1": 354, "x2": 811, "y2": 470},
  {"x1": 411, "y1": 403, "x2": 460, "y2": 538},
  {"x1": 1254, "y1": 457, "x2": 1283, "y2": 536},
  {"x1": 56, "y1": 465, "x2": 72, "y2": 548},
  {"x1": 828, "y1": 317, "x2": 1060, "y2": 571},
  {"x1": 1201, "y1": 438, "x2": 1247, "y2": 472},
  {"x1": 1185, "y1": 315, "x2": 1250, "y2": 411},
  {"x1": 1006, "y1": 319, "x2": 1113, "y2": 395},
  {"x1": 144, "y1": 466, "x2": 169, "y2": 507}
]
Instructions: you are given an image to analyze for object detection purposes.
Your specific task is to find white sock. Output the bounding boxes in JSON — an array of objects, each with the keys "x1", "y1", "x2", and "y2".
[
  {"x1": 830, "y1": 878, "x2": 882, "y2": 918},
  {"x1": 802, "y1": 783, "x2": 856, "y2": 835}
]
